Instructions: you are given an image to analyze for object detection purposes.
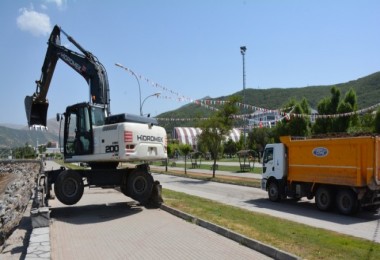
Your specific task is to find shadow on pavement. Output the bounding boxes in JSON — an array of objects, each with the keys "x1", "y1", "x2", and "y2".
[
  {"x1": 50, "y1": 201, "x2": 143, "y2": 225},
  {"x1": 245, "y1": 198, "x2": 380, "y2": 225}
]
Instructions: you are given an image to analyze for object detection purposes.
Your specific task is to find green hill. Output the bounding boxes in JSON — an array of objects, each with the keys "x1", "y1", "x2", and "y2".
[
  {"x1": 156, "y1": 71, "x2": 380, "y2": 132},
  {"x1": 0, "y1": 126, "x2": 58, "y2": 149}
]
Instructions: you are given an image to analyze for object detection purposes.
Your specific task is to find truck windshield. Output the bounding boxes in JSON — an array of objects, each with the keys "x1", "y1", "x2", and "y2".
[{"x1": 91, "y1": 106, "x2": 105, "y2": 126}]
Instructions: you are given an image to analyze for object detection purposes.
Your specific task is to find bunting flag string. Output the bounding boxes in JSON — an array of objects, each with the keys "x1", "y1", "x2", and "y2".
[
  {"x1": 156, "y1": 102, "x2": 380, "y2": 123},
  {"x1": 120, "y1": 66, "x2": 380, "y2": 122},
  {"x1": 118, "y1": 65, "x2": 194, "y2": 103}
]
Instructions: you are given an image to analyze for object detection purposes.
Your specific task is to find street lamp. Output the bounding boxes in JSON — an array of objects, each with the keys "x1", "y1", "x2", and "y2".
[
  {"x1": 240, "y1": 46, "x2": 247, "y2": 148},
  {"x1": 141, "y1": 93, "x2": 161, "y2": 116},
  {"x1": 115, "y1": 63, "x2": 142, "y2": 116}
]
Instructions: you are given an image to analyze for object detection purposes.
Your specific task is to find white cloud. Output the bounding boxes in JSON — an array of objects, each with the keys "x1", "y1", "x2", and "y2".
[
  {"x1": 44, "y1": 0, "x2": 66, "y2": 9},
  {"x1": 16, "y1": 8, "x2": 52, "y2": 37}
]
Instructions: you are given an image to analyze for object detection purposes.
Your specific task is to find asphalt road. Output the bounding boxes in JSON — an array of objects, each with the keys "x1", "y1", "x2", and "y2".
[{"x1": 153, "y1": 173, "x2": 380, "y2": 243}]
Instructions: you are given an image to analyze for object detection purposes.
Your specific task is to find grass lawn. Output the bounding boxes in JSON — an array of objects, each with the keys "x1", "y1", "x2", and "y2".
[
  {"x1": 163, "y1": 189, "x2": 380, "y2": 260},
  {"x1": 151, "y1": 166, "x2": 262, "y2": 188},
  {"x1": 151, "y1": 161, "x2": 263, "y2": 174}
]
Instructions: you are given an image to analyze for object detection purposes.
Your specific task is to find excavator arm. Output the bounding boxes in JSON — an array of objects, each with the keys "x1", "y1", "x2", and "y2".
[{"x1": 25, "y1": 25, "x2": 110, "y2": 127}]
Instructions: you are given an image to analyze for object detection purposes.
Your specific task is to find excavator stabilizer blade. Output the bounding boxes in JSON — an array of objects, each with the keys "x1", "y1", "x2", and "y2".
[{"x1": 24, "y1": 96, "x2": 49, "y2": 127}]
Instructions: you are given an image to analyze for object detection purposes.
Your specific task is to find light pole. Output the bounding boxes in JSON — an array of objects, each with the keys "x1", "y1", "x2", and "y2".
[
  {"x1": 115, "y1": 63, "x2": 142, "y2": 116},
  {"x1": 240, "y1": 46, "x2": 247, "y2": 149},
  {"x1": 141, "y1": 93, "x2": 160, "y2": 116}
]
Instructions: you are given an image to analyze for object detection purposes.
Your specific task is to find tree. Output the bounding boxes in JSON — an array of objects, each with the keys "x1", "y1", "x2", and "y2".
[
  {"x1": 198, "y1": 96, "x2": 240, "y2": 177},
  {"x1": 247, "y1": 127, "x2": 273, "y2": 157},
  {"x1": 287, "y1": 103, "x2": 310, "y2": 136},
  {"x1": 273, "y1": 98, "x2": 310, "y2": 140},
  {"x1": 178, "y1": 144, "x2": 192, "y2": 174},
  {"x1": 312, "y1": 87, "x2": 358, "y2": 134},
  {"x1": 223, "y1": 139, "x2": 237, "y2": 158},
  {"x1": 38, "y1": 145, "x2": 47, "y2": 154},
  {"x1": 375, "y1": 107, "x2": 380, "y2": 134},
  {"x1": 167, "y1": 142, "x2": 179, "y2": 158},
  {"x1": 13, "y1": 143, "x2": 36, "y2": 159}
]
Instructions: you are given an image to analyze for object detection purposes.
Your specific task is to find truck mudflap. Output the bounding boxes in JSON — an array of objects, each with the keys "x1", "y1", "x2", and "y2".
[
  {"x1": 359, "y1": 189, "x2": 380, "y2": 207},
  {"x1": 25, "y1": 95, "x2": 49, "y2": 127}
]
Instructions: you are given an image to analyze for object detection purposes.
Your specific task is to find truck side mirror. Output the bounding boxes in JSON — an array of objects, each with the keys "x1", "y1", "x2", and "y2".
[{"x1": 56, "y1": 113, "x2": 61, "y2": 122}]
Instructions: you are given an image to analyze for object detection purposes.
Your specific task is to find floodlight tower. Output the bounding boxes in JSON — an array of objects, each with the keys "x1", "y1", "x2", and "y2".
[{"x1": 240, "y1": 46, "x2": 247, "y2": 148}]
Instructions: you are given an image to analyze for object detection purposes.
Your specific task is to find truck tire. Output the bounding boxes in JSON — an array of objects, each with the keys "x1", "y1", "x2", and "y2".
[
  {"x1": 315, "y1": 186, "x2": 333, "y2": 211},
  {"x1": 54, "y1": 170, "x2": 84, "y2": 205},
  {"x1": 127, "y1": 170, "x2": 153, "y2": 204},
  {"x1": 336, "y1": 189, "x2": 359, "y2": 215},
  {"x1": 268, "y1": 181, "x2": 281, "y2": 202}
]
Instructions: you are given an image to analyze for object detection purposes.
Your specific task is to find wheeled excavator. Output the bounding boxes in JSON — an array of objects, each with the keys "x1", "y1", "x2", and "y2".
[{"x1": 25, "y1": 25, "x2": 167, "y2": 206}]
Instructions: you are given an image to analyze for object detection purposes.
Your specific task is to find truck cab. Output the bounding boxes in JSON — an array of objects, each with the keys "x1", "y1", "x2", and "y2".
[{"x1": 261, "y1": 143, "x2": 287, "y2": 201}]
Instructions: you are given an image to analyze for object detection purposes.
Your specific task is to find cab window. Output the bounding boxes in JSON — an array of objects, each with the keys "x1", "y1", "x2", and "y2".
[
  {"x1": 91, "y1": 106, "x2": 105, "y2": 126},
  {"x1": 263, "y1": 147, "x2": 273, "y2": 164}
]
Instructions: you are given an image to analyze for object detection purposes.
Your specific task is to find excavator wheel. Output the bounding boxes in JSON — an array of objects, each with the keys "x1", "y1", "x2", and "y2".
[
  {"x1": 54, "y1": 170, "x2": 84, "y2": 205},
  {"x1": 127, "y1": 169, "x2": 153, "y2": 205},
  {"x1": 120, "y1": 174, "x2": 129, "y2": 196}
]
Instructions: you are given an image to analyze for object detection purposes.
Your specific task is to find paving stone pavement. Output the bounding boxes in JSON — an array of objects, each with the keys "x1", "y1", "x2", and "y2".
[{"x1": 48, "y1": 188, "x2": 273, "y2": 260}]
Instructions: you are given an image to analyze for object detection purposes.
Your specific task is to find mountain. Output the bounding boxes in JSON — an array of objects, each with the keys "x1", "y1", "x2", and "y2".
[
  {"x1": 0, "y1": 118, "x2": 60, "y2": 149},
  {"x1": 156, "y1": 71, "x2": 380, "y2": 132},
  {"x1": 0, "y1": 126, "x2": 58, "y2": 148}
]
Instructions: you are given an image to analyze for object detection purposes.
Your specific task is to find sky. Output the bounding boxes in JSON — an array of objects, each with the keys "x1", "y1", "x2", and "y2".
[{"x1": 0, "y1": 0, "x2": 379, "y2": 125}]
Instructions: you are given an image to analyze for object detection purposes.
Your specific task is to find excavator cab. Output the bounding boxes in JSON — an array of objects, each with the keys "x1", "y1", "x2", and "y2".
[
  {"x1": 63, "y1": 103, "x2": 95, "y2": 157},
  {"x1": 24, "y1": 95, "x2": 49, "y2": 127}
]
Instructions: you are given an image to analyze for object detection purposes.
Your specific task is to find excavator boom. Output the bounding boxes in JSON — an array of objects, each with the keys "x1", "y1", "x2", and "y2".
[{"x1": 25, "y1": 25, "x2": 110, "y2": 127}]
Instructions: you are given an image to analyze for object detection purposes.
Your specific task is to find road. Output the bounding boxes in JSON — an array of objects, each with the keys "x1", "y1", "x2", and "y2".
[{"x1": 153, "y1": 173, "x2": 380, "y2": 243}]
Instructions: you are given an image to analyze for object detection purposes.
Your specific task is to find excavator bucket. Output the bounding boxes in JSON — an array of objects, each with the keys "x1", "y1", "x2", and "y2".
[{"x1": 24, "y1": 95, "x2": 49, "y2": 127}]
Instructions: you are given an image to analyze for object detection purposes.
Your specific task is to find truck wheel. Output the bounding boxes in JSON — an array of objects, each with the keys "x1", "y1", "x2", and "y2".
[
  {"x1": 268, "y1": 181, "x2": 281, "y2": 202},
  {"x1": 336, "y1": 189, "x2": 359, "y2": 215},
  {"x1": 54, "y1": 170, "x2": 84, "y2": 205},
  {"x1": 315, "y1": 186, "x2": 333, "y2": 211},
  {"x1": 127, "y1": 170, "x2": 153, "y2": 204}
]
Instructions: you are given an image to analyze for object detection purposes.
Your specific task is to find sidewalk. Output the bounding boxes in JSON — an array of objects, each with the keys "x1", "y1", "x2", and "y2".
[{"x1": 49, "y1": 188, "x2": 273, "y2": 259}]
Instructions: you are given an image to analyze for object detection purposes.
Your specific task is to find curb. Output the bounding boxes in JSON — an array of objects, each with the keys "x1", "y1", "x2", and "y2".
[
  {"x1": 25, "y1": 174, "x2": 51, "y2": 260},
  {"x1": 160, "y1": 204, "x2": 300, "y2": 260}
]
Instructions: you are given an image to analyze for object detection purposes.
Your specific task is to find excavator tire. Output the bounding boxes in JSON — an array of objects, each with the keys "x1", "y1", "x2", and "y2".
[
  {"x1": 120, "y1": 174, "x2": 129, "y2": 196},
  {"x1": 127, "y1": 169, "x2": 153, "y2": 205},
  {"x1": 54, "y1": 170, "x2": 84, "y2": 205}
]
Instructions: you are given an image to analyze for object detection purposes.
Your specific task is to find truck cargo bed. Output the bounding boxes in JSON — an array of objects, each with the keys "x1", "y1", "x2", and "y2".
[{"x1": 280, "y1": 136, "x2": 380, "y2": 189}]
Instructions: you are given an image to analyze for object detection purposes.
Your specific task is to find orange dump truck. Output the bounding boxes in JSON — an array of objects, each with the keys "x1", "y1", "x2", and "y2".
[{"x1": 261, "y1": 135, "x2": 380, "y2": 215}]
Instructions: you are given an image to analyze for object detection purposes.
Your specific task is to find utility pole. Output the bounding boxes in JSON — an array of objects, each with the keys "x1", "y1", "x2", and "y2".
[{"x1": 240, "y1": 46, "x2": 247, "y2": 149}]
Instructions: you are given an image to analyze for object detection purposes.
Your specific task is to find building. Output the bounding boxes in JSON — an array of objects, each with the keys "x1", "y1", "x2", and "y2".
[{"x1": 172, "y1": 127, "x2": 241, "y2": 150}]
